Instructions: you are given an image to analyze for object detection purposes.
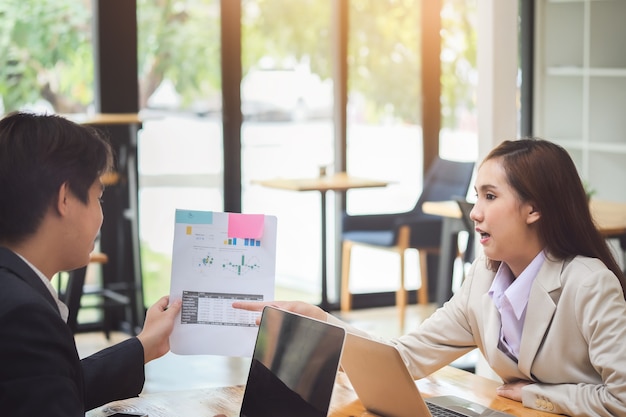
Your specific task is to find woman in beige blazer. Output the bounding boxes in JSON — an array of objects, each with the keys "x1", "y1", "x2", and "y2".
[{"x1": 235, "y1": 138, "x2": 626, "y2": 416}]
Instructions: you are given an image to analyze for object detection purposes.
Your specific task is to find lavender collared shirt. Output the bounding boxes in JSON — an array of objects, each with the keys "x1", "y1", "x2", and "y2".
[{"x1": 488, "y1": 250, "x2": 546, "y2": 360}]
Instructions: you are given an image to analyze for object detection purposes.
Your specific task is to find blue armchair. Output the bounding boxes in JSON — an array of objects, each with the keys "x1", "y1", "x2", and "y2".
[{"x1": 340, "y1": 157, "x2": 475, "y2": 327}]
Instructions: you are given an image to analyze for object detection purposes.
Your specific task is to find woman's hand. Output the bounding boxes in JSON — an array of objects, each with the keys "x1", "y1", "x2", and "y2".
[
  {"x1": 496, "y1": 380, "x2": 533, "y2": 402},
  {"x1": 136, "y1": 295, "x2": 182, "y2": 363},
  {"x1": 232, "y1": 300, "x2": 327, "y2": 324}
]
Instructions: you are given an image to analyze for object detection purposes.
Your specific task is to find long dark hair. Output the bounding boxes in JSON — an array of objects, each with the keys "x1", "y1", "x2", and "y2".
[{"x1": 483, "y1": 138, "x2": 626, "y2": 297}]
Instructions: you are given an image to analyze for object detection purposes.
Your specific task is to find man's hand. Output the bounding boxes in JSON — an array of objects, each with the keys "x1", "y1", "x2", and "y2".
[{"x1": 136, "y1": 296, "x2": 182, "y2": 363}]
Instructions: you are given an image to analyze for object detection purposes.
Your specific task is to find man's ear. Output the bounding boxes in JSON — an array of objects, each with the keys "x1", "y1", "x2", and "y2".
[{"x1": 55, "y1": 182, "x2": 71, "y2": 216}]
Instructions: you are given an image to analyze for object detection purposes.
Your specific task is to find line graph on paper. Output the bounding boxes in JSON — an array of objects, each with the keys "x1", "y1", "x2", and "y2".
[{"x1": 191, "y1": 246, "x2": 263, "y2": 278}]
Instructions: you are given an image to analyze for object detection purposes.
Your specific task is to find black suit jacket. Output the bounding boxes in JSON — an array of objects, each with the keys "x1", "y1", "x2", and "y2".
[{"x1": 0, "y1": 247, "x2": 145, "y2": 416}]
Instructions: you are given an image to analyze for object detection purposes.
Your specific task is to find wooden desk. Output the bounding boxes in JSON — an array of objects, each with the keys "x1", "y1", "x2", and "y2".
[
  {"x1": 253, "y1": 173, "x2": 389, "y2": 310},
  {"x1": 424, "y1": 199, "x2": 626, "y2": 305},
  {"x1": 87, "y1": 366, "x2": 552, "y2": 417}
]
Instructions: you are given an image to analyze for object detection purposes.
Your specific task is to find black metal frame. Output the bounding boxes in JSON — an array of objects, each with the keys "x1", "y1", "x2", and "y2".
[{"x1": 90, "y1": 0, "x2": 144, "y2": 334}]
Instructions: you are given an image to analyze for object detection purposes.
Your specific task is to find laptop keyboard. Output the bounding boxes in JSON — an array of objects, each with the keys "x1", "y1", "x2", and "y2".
[{"x1": 426, "y1": 402, "x2": 466, "y2": 417}]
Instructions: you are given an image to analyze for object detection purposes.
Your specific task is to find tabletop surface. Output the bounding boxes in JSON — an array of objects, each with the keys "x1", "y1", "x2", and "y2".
[
  {"x1": 422, "y1": 200, "x2": 464, "y2": 219},
  {"x1": 87, "y1": 366, "x2": 553, "y2": 417},
  {"x1": 590, "y1": 199, "x2": 626, "y2": 236},
  {"x1": 68, "y1": 112, "x2": 142, "y2": 126},
  {"x1": 253, "y1": 172, "x2": 389, "y2": 192},
  {"x1": 423, "y1": 199, "x2": 626, "y2": 236}
]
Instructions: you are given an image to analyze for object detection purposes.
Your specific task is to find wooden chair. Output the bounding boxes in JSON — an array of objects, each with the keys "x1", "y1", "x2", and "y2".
[{"x1": 341, "y1": 225, "x2": 439, "y2": 329}]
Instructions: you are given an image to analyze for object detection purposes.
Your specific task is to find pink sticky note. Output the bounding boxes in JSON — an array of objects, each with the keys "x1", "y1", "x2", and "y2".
[{"x1": 228, "y1": 213, "x2": 265, "y2": 239}]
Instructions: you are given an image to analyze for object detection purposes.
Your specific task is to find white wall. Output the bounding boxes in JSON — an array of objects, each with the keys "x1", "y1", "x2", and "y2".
[{"x1": 474, "y1": 0, "x2": 519, "y2": 382}]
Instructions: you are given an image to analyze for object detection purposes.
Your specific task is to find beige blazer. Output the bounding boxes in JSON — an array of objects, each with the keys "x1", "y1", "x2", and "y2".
[{"x1": 330, "y1": 254, "x2": 626, "y2": 416}]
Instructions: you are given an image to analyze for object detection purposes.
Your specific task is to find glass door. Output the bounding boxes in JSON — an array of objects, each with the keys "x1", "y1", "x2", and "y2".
[
  {"x1": 136, "y1": 0, "x2": 224, "y2": 305},
  {"x1": 345, "y1": 0, "x2": 478, "y2": 300},
  {"x1": 241, "y1": 0, "x2": 334, "y2": 303},
  {"x1": 345, "y1": 0, "x2": 424, "y2": 296}
]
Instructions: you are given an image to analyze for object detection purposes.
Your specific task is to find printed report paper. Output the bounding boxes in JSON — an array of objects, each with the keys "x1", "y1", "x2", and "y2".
[{"x1": 168, "y1": 209, "x2": 277, "y2": 356}]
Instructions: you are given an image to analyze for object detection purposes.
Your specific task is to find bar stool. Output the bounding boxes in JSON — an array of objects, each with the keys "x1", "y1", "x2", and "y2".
[{"x1": 63, "y1": 252, "x2": 133, "y2": 339}]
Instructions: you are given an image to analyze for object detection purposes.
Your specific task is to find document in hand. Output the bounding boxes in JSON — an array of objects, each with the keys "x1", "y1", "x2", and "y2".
[{"x1": 168, "y1": 209, "x2": 277, "y2": 356}]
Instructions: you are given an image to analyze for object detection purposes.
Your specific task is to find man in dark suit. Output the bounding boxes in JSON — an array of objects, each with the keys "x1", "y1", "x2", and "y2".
[{"x1": 0, "y1": 112, "x2": 182, "y2": 416}]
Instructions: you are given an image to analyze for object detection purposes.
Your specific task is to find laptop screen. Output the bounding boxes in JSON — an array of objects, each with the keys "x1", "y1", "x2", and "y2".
[{"x1": 240, "y1": 306, "x2": 345, "y2": 417}]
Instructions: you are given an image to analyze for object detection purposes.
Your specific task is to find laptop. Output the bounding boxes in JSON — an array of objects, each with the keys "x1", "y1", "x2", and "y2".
[
  {"x1": 239, "y1": 306, "x2": 346, "y2": 417},
  {"x1": 341, "y1": 333, "x2": 514, "y2": 417}
]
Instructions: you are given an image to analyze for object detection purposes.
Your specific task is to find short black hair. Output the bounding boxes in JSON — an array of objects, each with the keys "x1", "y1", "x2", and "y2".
[{"x1": 0, "y1": 112, "x2": 113, "y2": 244}]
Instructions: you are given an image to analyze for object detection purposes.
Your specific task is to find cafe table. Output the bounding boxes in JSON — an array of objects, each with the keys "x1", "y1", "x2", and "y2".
[
  {"x1": 87, "y1": 365, "x2": 554, "y2": 417},
  {"x1": 253, "y1": 172, "x2": 389, "y2": 310},
  {"x1": 423, "y1": 199, "x2": 626, "y2": 306}
]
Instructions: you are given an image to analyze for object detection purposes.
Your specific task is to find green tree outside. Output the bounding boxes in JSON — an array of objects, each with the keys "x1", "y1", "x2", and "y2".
[
  {"x1": 0, "y1": 0, "x2": 476, "y2": 127},
  {"x1": 0, "y1": 0, "x2": 93, "y2": 113}
]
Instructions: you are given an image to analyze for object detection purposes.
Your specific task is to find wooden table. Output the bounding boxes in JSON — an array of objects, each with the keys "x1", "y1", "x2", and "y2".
[
  {"x1": 423, "y1": 199, "x2": 626, "y2": 305},
  {"x1": 421, "y1": 200, "x2": 473, "y2": 306},
  {"x1": 253, "y1": 173, "x2": 389, "y2": 310},
  {"x1": 422, "y1": 200, "x2": 464, "y2": 220},
  {"x1": 423, "y1": 199, "x2": 626, "y2": 236},
  {"x1": 70, "y1": 112, "x2": 142, "y2": 126},
  {"x1": 87, "y1": 366, "x2": 553, "y2": 417},
  {"x1": 590, "y1": 200, "x2": 626, "y2": 238}
]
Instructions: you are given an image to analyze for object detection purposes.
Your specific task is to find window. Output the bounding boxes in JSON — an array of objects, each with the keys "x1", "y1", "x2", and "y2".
[
  {"x1": 241, "y1": 0, "x2": 333, "y2": 303},
  {"x1": 136, "y1": 0, "x2": 224, "y2": 305},
  {"x1": 0, "y1": 0, "x2": 93, "y2": 114}
]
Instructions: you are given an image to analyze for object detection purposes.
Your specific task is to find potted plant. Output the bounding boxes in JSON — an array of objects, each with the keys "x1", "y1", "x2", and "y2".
[{"x1": 583, "y1": 180, "x2": 596, "y2": 203}]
